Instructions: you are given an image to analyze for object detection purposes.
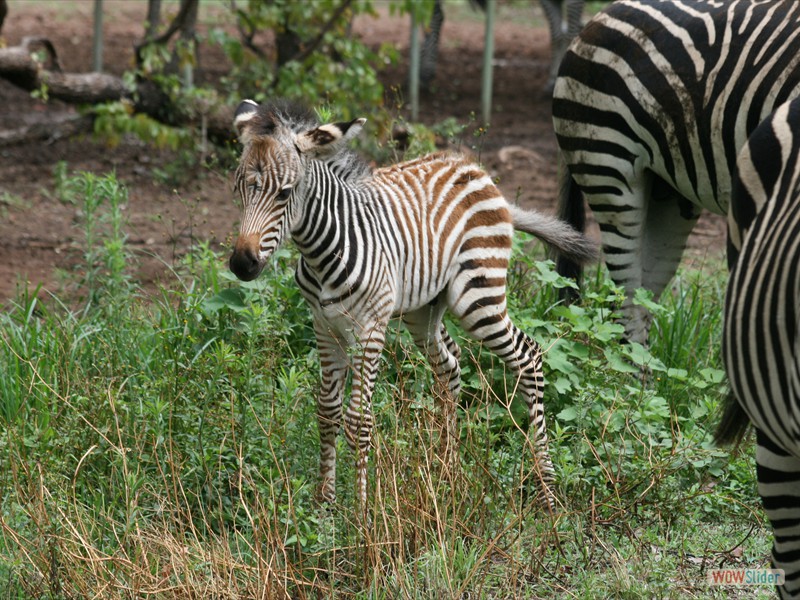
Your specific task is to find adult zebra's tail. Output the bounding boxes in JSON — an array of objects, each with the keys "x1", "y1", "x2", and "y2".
[
  {"x1": 509, "y1": 203, "x2": 596, "y2": 265},
  {"x1": 554, "y1": 164, "x2": 587, "y2": 300},
  {"x1": 714, "y1": 396, "x2": 751, "y2": 448}
]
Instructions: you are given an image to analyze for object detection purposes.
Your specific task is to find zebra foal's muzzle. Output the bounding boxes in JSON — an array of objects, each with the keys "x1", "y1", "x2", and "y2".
[{"x1": 229, "y1": 233, "x2": 263, "y2": 282}]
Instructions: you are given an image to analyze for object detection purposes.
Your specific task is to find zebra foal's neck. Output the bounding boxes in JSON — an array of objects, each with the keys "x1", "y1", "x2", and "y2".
[{"x1": 291, "y1": 160, "x2": 371, "y2": 253}]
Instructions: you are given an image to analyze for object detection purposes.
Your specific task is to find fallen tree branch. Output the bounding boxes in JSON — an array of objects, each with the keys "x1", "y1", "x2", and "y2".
[
  {"x1": 0, "y1": 38, "x2": 234, "y2": 143},
  {"x1": 0, "y1": 113, "x2": 94, "y2": 147},
  {"x1": 41, "y1": 71, "x2": 127, "y2": 104}
]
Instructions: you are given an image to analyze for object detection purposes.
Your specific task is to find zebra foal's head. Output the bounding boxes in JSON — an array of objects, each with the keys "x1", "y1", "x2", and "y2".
[{"x1": 229, "y1": 99, "x2": 366, "y2": 281}]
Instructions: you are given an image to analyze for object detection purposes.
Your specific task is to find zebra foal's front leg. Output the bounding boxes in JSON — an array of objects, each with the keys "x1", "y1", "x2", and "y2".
[
  {"x1": 314, "y1": 325, "x2": 349, "y2": 504},
  {"x1": 342, "y1": 325, "x2": 389, "y2": 513}
]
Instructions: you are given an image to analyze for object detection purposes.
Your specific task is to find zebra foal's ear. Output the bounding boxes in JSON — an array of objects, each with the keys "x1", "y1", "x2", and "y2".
[
  {"x1": 233, "y1": 99, "x2": 259, "y2": 145},
  {"x1": 296, "y1": 118, "x2": 366, "y2": 157}
]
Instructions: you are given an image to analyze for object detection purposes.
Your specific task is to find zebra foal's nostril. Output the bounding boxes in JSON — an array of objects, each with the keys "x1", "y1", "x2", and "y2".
[{"x1": 229, "y1": 246, "x2": 260, "y2": 281}]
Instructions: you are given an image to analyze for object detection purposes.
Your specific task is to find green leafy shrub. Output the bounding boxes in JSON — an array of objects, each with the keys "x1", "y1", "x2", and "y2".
[{"x1": 210, "y1": 1, "x2": 397, "y2": 118}]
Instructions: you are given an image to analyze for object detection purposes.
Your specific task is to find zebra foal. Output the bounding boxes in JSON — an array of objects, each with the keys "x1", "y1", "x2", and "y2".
[
  {"x1": 719, "y1": 97, "x2": 800, "y2": 599},
  {"x1": 553, "y1": 0, "x2": 800, "y2": 343},
  {"x1": 228, "y1": 99, "x2": 597, "y2": 510}
]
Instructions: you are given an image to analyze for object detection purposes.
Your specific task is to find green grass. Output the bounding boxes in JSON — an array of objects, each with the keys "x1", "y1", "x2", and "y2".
[{"x1": 0, "y1": 172, "x2": 772, "y2": 598}]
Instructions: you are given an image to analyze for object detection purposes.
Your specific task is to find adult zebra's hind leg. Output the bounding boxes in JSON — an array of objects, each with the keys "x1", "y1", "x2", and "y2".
[
  {"x1": 639, "y1": 188, "x2": 701, "y2": 338},
  {"x1": 584, "y1": 175, "x2": 698, "y2": 344},
  {"x1": 419, "y1": 0, "x2": 445, "y2": 89},
  {"x1": 540, "y1": 0, "x2": 584, "y2": 95},
  {"x1": 756, "y1": 429, "x2": 800, "y2": 598}
]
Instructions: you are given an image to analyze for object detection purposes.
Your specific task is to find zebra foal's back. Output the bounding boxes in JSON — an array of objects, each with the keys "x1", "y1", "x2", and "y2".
[{"x1": 360, "y1": 152, "x2": 594, "y2": 315}]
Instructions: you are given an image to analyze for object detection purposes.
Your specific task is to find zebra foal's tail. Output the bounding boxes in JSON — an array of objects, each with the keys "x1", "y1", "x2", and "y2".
[
  {"x1": 554, "y1": 165, "x2": 587, "y2": 301},
  {"x1": 509, "y1": 204, "x2": 597, "y2": 265}
]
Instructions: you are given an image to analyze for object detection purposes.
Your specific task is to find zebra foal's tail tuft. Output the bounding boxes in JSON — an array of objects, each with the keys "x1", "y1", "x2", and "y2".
[
  {"x1": 509, "y1": 204, "x2": 598, "y2": 265},
  {"x1": 554, "y1": 166, "x2": 587, "y2": 301}
]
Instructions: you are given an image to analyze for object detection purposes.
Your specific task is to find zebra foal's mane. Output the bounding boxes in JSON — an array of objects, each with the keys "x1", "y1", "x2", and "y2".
[
  {"x1": 245, "y1": 98, "x2": 318, "y2": 136},
  {"x1": 242, "y1": 98, "x2": 373, "y2": 182}
]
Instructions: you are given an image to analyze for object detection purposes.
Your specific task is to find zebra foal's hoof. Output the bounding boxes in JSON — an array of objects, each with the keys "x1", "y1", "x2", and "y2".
[{"x1": 519, "y1": 475, "x2": 557, "y2": 514}]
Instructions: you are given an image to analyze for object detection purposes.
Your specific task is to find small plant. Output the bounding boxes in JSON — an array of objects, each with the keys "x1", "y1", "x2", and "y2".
[
  {"x1": 0, "y1": 190, "x2": 27, "y2": 218},
  {"x1": 93, "y1": 100, "x2": 192, "y2": 150},
  {"x1": 52, "y1": 170, "x2": 136, "y2": 311}
]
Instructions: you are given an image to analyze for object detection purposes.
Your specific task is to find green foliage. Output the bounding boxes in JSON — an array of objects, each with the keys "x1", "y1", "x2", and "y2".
[
  {"x1": 390, "y1": 0, "x2": 436, "y2": 24},
  {"x1": 389, "y1": 237, "x2": 750, "y2": 534},
  {"x1": 210, "y1": 1, "x2": 397, "y2": 119},
  {"x1": 0, "y1": 174, "x2": 768, "y2": 597},
  {"x1": 93, "y1": 100, "x2": 192, "y2": 150},
  {"x1": 85, "y1": 1, "x2": 405, "y2": 188}
]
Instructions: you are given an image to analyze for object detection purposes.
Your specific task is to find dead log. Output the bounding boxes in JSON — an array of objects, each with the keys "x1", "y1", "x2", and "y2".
[
  {"x1": 41, "y1": 71, "x2": 127, "y2": 104},
  {"x1": 0, "y1": 113, "x2": 94, "y2": 147},
  {"x1": 0, "y1": 37, "x2": 235, "y2": 144}
]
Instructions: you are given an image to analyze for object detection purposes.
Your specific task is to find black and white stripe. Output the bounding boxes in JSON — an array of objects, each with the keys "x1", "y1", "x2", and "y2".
[
  {"x1": 553, "y1": 0, "x2": 800, "y2": 343},
  {"x1": 228, "y1": 99, "x2": 597, "y2": 511},
  {"x1": 719, "y1": 97, "x2": 800, "y2": 599}
]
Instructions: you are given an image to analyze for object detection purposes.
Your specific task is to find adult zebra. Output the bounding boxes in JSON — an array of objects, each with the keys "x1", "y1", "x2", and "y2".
[
  {"x1": 718, "y1": 97, "x2": 800, "y2": 598},
  {"x1": 228, "y1": 99, "x2": 597, "y2": 510},
  {"x1": 552, "y1": 0, "x2": 800, "y2": 344},
  {"x1": 419, "y1": 0, "x2": 585, "y2": 94}
]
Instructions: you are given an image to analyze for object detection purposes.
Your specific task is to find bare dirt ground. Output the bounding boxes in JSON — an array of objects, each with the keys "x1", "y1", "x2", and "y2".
[{"x1": 0, "y1": 1, "x2": 726, "y2": 308}]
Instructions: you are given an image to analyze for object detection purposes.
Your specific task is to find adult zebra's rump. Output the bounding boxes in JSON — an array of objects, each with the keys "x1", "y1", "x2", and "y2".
[
  {"x1": 719, "y1": 97, "x2": 800, "y2": 599},
  {"x1": 228, "y1": 99, "x2": 597, "y2": 513},
  {"x1": 553, "y1": 0, "x2": 800, "y2": 343}
]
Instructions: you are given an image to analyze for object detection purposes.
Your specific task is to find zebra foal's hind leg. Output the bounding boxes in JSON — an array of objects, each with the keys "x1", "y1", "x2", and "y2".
[
  {"x1": 756, "y1": 430, "x2": 800, "y2": 598},
  {"x1": 448, "y1": 276, "x2": 555, "y2": 510},
  {"x1": 403, "y1": 300, "x2": 462, "y2": 458}
]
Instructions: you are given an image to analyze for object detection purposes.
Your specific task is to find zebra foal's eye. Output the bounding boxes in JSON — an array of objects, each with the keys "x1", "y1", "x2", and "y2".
[{"x1": 276, "y1": 187, "x2": 292, "y2": 202}]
